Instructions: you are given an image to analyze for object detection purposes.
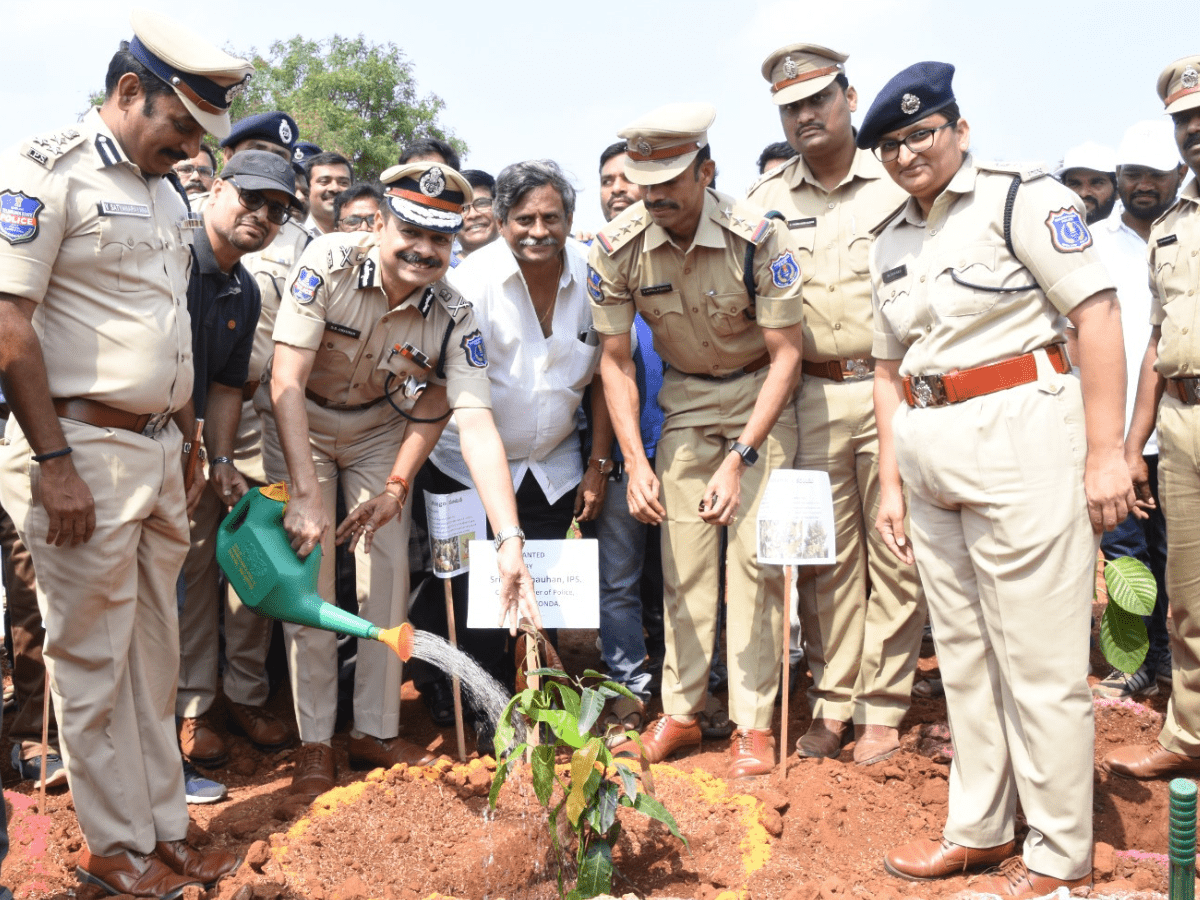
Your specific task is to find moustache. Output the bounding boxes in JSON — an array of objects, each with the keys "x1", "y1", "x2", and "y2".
[
  {"x1": 1185, "y1": 131, "x2": 1200, "y2": 150},
  {"x1": 161, "y1": 149, "x2": 187, "y2": 163},
  {"x1": 396, "y1": 249, "x2": 440, "y2": 268},
  {"x1": 646, "y1": 200, "x2": 681, "y2": 212},
  {"x1": 517, "y1": 236, "x2": 560, "y2": 248}
]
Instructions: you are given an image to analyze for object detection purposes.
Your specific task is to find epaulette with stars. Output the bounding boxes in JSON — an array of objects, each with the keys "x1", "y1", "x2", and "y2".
[
  {"x1": 594, "y1": 202, "x2": 651, "y2": 256},
  {"x1": 975, "y1": 160, "x2": 1051, "y2": 183},
  {"x1": 743, "y1": 155, "x2": 801, "y2": 196},
  {"x1": 717, "y1": 196, "x2": 773, "y2": 245},
  {"x1": 20, "y1": 127, "x2": 87, "y2": 169}
]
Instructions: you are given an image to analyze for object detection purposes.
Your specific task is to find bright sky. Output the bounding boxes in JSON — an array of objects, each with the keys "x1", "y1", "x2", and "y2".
[{"x1": 5, "y1": 1, "x2": 1189, "y2": 233}]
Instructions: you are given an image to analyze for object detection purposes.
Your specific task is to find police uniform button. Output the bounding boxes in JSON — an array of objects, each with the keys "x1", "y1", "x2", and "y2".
[
  {"x1": 920, "y1": 276, "x2": 926, "y2": 282},
  {"x1": 653, "y1": 308, "x2": 661, "y2": 315},
  {"x1": 703, "y1": 341, "x2": 709, "y2": 347},
  {"x1": 925, "y1": 325, "x2": 932, "y2": 332},
  {"x1": 227, "y1": 319, "x2": 236, "y2": 330},
  {"x1": 827, "y1": 202, "x2": 835, "y2": 209},
  {"x1": 365, "y1": 353, "x2": 373, "y2": 359},
  {"x1": 326, "y1": 342, "x2": 334, "y2": 348},
  {"x1": 126, "y1": 237, "x2": 135, "y2": 247},
  {"x1": 828, "y1": 285, "x2": 836, "y2": 292},
  {"x1": 834, "y1": 322, "x2": 841, "y2": 330},
  {"x1": 352, "y1": 383, "x2": 360, "y2": 389},
  {"x1": 693, "y1": 306, "x2": 699, "y2": 312},
  {"x1": 929, "y1": 229, "x2": 937, "y2": 236},
  {"x1": 685, "y1": 267, "x2": 692, "y2": 274}
]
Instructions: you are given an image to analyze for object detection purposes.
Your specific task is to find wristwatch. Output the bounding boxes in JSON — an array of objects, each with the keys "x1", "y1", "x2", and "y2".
[
  {"x1": 588, "y1": 457, "x2": 614, "y2": 475},
  {"x1": 493, "y1": 526, "x2": 526, "y2": 551},
  {"x1": 729, "y1": 441, "x2": 758, "y2": 467},
  {"x1": 211, "y1": 456, "x2": 235, "y2": 468}
]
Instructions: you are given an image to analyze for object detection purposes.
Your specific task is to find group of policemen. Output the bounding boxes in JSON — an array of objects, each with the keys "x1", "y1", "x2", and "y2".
[{"x1": 1, "y1": 4, "x2": 1199, "y2": 898}]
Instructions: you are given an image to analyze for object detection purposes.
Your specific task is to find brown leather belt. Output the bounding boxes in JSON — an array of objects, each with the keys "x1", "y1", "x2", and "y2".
[
  {"x1": 681, "y1": 351, "x2": 771, "y2": 381},
  {"x1": 304, "y1": 387, "x2": 384, "y2": 412},
  {"x1": 902, "y1": 344, "x2": 1071, "y2": 409},
  {"x1": 53, "y1": 397, "x2": 172, "y2": 436},
  {"x1": 1167, "y1": 377, "x2": 1200, "y2": 405},
  {"x1": 242, "y1": 380, "x2": 260, "y2": 402},
  {"x1": 802, "y1": 357, "x2": 876, "y2": 382}
]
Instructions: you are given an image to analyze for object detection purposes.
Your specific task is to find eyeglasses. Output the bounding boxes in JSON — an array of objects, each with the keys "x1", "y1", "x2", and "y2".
[
  {"x1": 338, "y1": 214, "x2": 375, "y2": 230},
  {"x1": 466, "y1": 197, "x2": 493, "y2": 211},
  {"x1": 227, "y1": 179, "x2": 292, "y2": 225},
  {"x1": 872, "y1": 121, "x2": 958, "y2": 163},
  {"x1": 173, "y1": 163, "x2": 214, "y2": 178}
]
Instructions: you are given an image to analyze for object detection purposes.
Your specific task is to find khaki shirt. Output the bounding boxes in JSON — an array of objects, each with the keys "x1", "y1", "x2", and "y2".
[
  {"x1": 870, "y1": 156, "x2": 1113, "y2": 376},
  {"x1": 272, "y1": 231, "x2": 491, "y2": 411},
  {"x1": 1148, "y1": 179, "x2": 1200, "y2": 377},
  {"x1": 244, "y1": 219, "x2": 313, "y2": 381},
  {"x1": 746, "y1": 149, "x2": 906, "y2": 361},
  {"x1": 588, "y1": 189, "x2": 803, "y2": 376},
  {"x1": 0, "y1": 109, "x2": 194, "y2": 414}
]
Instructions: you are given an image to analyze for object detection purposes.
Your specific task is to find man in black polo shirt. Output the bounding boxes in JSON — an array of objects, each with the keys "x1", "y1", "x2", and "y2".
[{"x1": 174, "y1": 151, "x2": 303, "y2": 794}]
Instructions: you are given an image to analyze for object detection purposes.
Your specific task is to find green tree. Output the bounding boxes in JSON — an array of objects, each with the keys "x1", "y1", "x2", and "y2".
[{"x1": 231, "y1": 35, "x2": 465, "y2": 182}]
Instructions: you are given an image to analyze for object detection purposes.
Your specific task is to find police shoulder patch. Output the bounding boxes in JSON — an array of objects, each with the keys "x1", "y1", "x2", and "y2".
[
  {"x1": 1045, "y1": 207, "x2": 1093, "y2": 253},
  {"x1": 586, "y1": 266, "x2": 604, "y2": 302},
  {"x1": 291, "y1": 266, "x2": 323, "y2": 305},
  {"x1": 769, "y1": 249, "x2": 800, "y2": 288},
  {"x1": 0, "y1": 191, "x2": 44, "y2": 245},
  {"x1": 460, "y1": 329, "x2": 488, "y2": 368}
]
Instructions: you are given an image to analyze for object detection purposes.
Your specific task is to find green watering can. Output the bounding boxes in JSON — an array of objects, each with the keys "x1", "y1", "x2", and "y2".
[{"x1": 216, "y1": 483, "x2": 414, "y2": 661}]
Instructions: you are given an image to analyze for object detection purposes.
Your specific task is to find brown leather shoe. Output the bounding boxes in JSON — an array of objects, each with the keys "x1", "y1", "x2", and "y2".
[
  {"x1": 796, "y1": 718, "x2": 850, "y2": 759},
  {"x1": 348, "y1": 733, "x2": 439, "y2": 770},
  {"x1": 290, "y1": 741, "x2": 335, "y2": 799},
  {"x1": 226, "y1": 700, "x2": 293, "y2": 751},
  {"x1": 77, "y1": 848, "x2": 200, "y2": 899},
  {"x1": 884, "y1": 836, "x2": 1016, "y2": 881},
  {"x1": 729, "y1": 728, "x2": 775, "y2": 779},
  {"x1": 611, "y1": 715, "x2": 701, "y2": 763},
  {"x1": 1102, "y1": 742, "x2": 1200, "y2": 779},
  {"x1": 969, "y1": 856, "x2": 1092, "y2": 897},
  {"x1": 155, "y1": 840, "x2": 241, "y2": 887},
  {"x1": 854, "y1": 724, "x2": 900, "y2": 766},
  {"x1": 178, "y1": 715, "x2": 227, "y2": 767}
]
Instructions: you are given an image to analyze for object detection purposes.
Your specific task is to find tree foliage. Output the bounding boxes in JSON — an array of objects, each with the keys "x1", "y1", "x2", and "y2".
[{"x1": 230, "y1": 35, "x2": 465, "y2": 182}]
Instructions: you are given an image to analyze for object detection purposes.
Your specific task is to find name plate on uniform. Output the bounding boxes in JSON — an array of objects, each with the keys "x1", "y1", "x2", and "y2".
[
  {"x1": 98, "y1": 200, "x2": 150, "y2": 217},
  {"x1": 467, "y1": 539, "x2": 599, "y2": 629},
  {"x1": 756, "y1": 469, "x2": 836, "y2": 565}
]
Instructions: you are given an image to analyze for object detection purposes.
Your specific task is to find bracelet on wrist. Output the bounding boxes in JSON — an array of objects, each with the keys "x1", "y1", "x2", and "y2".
[
  {"x1": 211, "y1": 456, "x2": 235, "y2": 468},
  {"x1": 385, "y1": 475, "x2": 409, "y2": 505},
  {"x1": 32, "y1": 446, "x2": 72, "y2": 463}
]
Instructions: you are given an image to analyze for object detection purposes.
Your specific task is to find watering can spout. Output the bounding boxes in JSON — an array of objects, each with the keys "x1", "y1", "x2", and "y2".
[{"x1": 376, "y1": 623, "x2": 415, "y2": 662}]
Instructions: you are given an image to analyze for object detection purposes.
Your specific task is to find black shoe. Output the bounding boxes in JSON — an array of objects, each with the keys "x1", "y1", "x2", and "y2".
[{"x1": 421, "y1": 678, "x2": 456, "y2": 728}]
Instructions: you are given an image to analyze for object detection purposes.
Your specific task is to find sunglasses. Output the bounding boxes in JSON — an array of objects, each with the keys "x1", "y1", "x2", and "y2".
[{"x1": 226, "y1": 178, "x2": 292, "y2": 225}]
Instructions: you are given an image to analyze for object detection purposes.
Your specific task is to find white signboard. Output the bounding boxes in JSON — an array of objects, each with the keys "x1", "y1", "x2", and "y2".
[
  {"x1": 423, "y1": 489, "x2": 487, "y2": 578},
  {"x1": 466, "y1": 539, "x2": 599, "y2": 629},
  {"x1": 756, "y1": 469, "x2": 836, "y2": 566}
]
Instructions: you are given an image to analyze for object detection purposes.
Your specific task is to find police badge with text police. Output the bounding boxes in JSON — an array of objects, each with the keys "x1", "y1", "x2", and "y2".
[
  {"x1": 770, "y1": 250, "x2": 800, "y2": 288},
  {"x1": 291, "y1": 267, "x2": 323, "y2": 305},
  {"x1": 0, "y1": 191, "x2": 43, "y2": 245},
  {"x1": 1045, "y1": 208, "x2": 1093, "y2": 253}
]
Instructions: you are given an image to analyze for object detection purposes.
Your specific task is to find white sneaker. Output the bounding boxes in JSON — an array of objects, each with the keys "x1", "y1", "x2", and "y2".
[{"x1": 1092, "y1": 663, "x2": 1159, "y2": 700}]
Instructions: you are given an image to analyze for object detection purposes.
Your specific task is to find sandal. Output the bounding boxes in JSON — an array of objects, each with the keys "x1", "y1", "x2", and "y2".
[
  {"x1": 698, "y1": 693, "x2": 734, "y2": 739},
  {"x1": 599, "y1": 695, "x2": 646, "y2": 748}
]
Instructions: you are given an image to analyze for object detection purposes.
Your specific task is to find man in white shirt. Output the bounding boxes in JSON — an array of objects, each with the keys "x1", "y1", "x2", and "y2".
[
  {"x1": 1091, "y1": 120, "x2": 1187, "y2": 700},
  {"x1": 420, "y1": 160, "x2": 612, "y2": 739}
]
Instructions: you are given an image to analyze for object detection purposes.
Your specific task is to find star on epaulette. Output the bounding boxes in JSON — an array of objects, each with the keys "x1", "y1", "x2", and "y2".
[
  {"x1": 619, "y1": 221, "x2": 633, "y2": 236},
  {"x1": 630, "y1": 214, "x2": 643, "y2": 227},
  {"x1": 719, "y1": 207, "x2": 732, "y2": 220},
  {"x1": 732, "y1": 215, "x2": 747, "y2": 229}
]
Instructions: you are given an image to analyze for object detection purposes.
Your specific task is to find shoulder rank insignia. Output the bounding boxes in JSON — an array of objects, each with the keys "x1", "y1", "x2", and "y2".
[
  {"x1": 976, "y1": 160, "x2": 1048, "y2": 183},
  {"x1": 291, "y1": 266, "x2": 323, "y2": 305},
  {"x1": 357, "y1": 257, "x2": 377, "y2": 289},
  {"x1": 722, "y1": 197, "x2": 772, "y2": 244},
  {"x1": 460, "y1": 329, "x2": 488, "y2": 368},
  {"x1": 595, "y1": 202, "x2": 649, "y2": 256},
  {"x1": 769, "y1": 250, "x2": 800, "y2": 288},
  {"x1": 1045, "y1": 207, "x2": 1092, "y2": 253},
  {"x1": 21, "y1": 128, "x2": 84, "y2": 169},
  {"x1": 0, "y1": 191, "x2": 43, "y2": 245}
]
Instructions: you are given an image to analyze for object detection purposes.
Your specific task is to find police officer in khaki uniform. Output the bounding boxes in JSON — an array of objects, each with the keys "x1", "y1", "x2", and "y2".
[
  {"x1": 260, "y1": 162, "x2": 538, "y2": 798},
  {"x1": 860, "y1": 63, "x2": 1133, "y2": 897},
  {"x1": 0, "y1": 11, "x2": 251, "y2": 897},
  {"x1": 592, "y1": 104, "x2": 804, "y2": 780},
  {"x1": 1103, "y1": 55, "x2": 1200, "y2": 781},
  {"x1": 747, "y1": 43, "x2": 926, "y2": 765}
]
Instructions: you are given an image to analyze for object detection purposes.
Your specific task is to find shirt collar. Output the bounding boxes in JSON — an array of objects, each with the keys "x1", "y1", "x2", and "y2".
[
  {"x1": 787, "y1": 145, "x2": 886, "y2": 191},
  {"x1": 85, "y1": 108, "x2": 127, "y2": 170},
  {"x1": 899, "y1": 152, "x2": 977, "y2": 226},
  {"x1": 191, "y1": 225, "x2": 224, "y2": 276}
]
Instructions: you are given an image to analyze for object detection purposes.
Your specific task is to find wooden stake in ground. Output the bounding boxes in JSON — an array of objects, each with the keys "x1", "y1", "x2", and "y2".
[
  {"x1": 443, "y1": 579, "x2": 467, "y2": 762},
  {"x1": 525, "y1": 628, "x2": 541, "y2": 754},
  {"x1": 40, "y1": 667, "x2": 51, "y2": 814},
  {"x1": 779, "y1": 565, "x2": 791, "y2": 781}
]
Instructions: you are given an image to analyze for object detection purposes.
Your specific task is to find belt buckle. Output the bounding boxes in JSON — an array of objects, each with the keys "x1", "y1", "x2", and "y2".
[
  {"x1": 844, "y1": 358, "x2": 873, "y2": 381},
  {"x1": 911, "y1": 375, "x2": 947, "y2": 409},
  {"x1": 1181, "y1": 377, "x2": 1200, "y2": 405},
  {"x1": 142, "y1": 412, "x2": 170, "y2": 437}
]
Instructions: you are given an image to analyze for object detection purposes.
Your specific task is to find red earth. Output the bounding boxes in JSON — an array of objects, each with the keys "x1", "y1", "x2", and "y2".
[{"x1": 1, "y1": 597, "x2": 1188, "y2": 900}]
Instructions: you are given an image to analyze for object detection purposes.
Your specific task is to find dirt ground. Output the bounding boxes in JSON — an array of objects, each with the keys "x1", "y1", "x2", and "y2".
[{"x1": 2, "y1": 597, "x2": 1189, "y2": 900}]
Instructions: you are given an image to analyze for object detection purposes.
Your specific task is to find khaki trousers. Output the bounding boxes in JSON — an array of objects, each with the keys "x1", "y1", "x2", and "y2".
[
  {"x1": 656, "y1": 367, "x2": 797, "y2": 730},
  {"x1": 259, "y1": 391, "x2": 410, "y2": 743},
  {"x1": 1157, "y1": 395, "x2": 1200, "y2": 755},
  {"x1": 794, "y1": 376, "x2": 926, "y2": 726},
  {"x1": 892, "y1": 368, "x2": 1095, "y2": 881},
  {"x1": 0, "y1": 420, "x2": 190, "y2": 857}
]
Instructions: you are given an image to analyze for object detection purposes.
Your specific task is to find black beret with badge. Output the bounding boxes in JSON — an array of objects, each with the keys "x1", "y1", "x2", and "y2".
[
  {"x1": 220, "y1": 111, "x2": 299, "y2": 152},
  {"x1": 856, "y1": 61, "x2": 956, "y2": 150}
]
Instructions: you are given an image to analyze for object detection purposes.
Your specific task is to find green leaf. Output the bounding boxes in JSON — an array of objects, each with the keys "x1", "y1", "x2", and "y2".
[
  {"x1": 574, "y1": 842, "x2": 613, "y2": 899},
  {"x1": 580, "y1": 668, "x2": 608, "y2": 680},
  {"x1": 1105, "y1": 556, "x2": 1157, "y2": 616},
  {"x1": 531, "y1": 744, "x2": 557, "y2": 806},
  {"x1": 488, "y1": 756, "x2": 512, "y2": 808},
  {"x1": 586, "y1": 781, "x2": 619, "y2": 835},
  {"x1": 633, "y1": 792, "x2": 686, "y2": 843},
  {"x1": 548, "y1": 681, "x2": 582, "y2": 720},
  {"x1": 615, "y1": 761, "x2": 639, "y2": 802},
  {"x1": 533, "y1": 709, "x2": 590, "y2": 748},
  {"x1": 526, "y1": 667, "x2": 569, "y2": 680},
  {"x1": 599, "y1": 680, "x2": 637, "y2": 702},
  {"x1": 1100, "y1": 602, "x2": 1149, "y2": 674},
  {"x1": 567, "y1": 741, "x2": 601, "y2": 825},
  {"x1": 492, "y1": 695, "x2": 521, "y2": 759},
  {"x1": 577, "y1": 687, "x2": 606, "y2": 734}
]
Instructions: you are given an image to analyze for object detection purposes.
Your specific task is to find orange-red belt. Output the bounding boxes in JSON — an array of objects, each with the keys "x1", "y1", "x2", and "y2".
[
  {"x1": 1167, "y1": 377, "x2": 1200, "y2": 405},
  {"x1": 53, "y1": 397, "x2": 172, "y2": 436},
  {"x1": 902, "y1": 344, "x2": 1071, "y2": 409},
  {"x1": 802, "y1": 357, "x2": 875, "y2": 382},
  {"x1": 681, "y1": 351, "x2": 771, "y2": 381},
  {"x1": 304, "y1": 387, "x2": 384, "y2": 411}
]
